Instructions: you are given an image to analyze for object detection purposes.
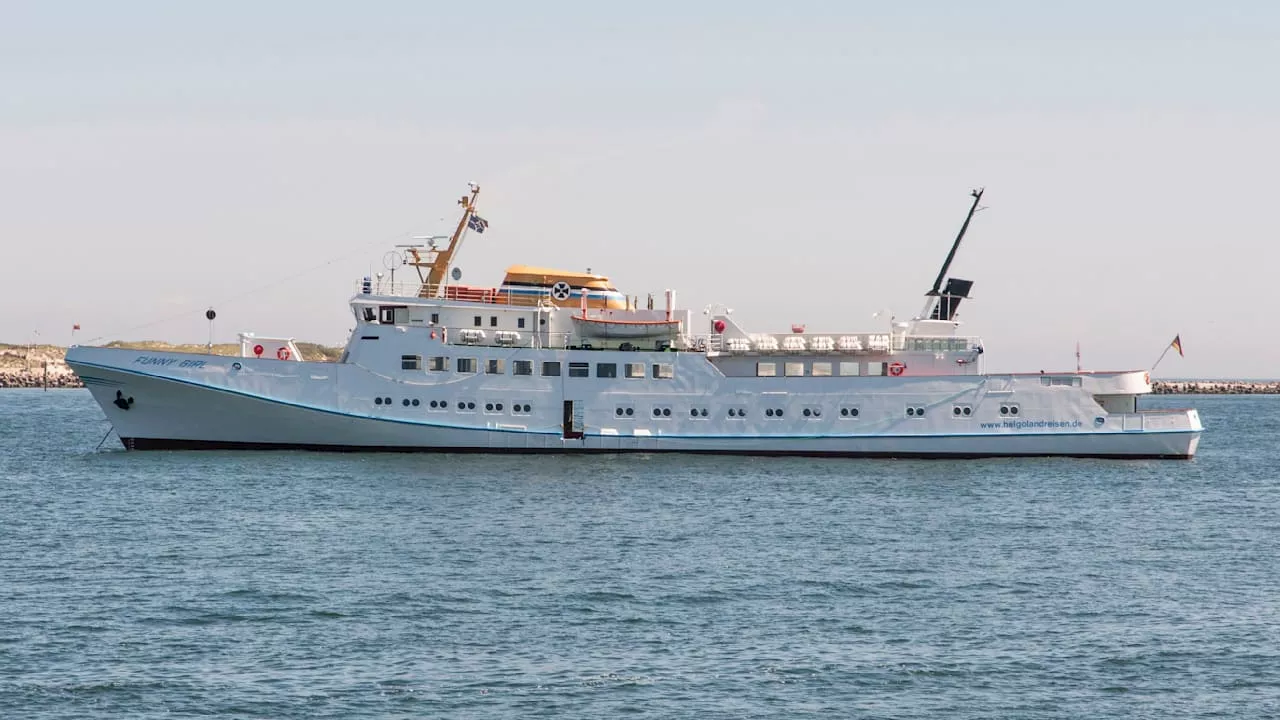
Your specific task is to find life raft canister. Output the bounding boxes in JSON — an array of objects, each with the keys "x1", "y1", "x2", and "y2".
[{"x1": 277, "y1": 347, "x2": 291, "y2": 361}]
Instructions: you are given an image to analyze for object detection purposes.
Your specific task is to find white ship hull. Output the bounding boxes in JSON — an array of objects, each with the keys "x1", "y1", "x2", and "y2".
[{"x1": 68, "y1": 346, "x2": 1201, "y2": 459}]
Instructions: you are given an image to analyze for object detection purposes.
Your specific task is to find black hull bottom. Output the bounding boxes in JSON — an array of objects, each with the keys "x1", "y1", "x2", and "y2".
[{"x1": 119, "y1": 437, "x2": 1192, "y2": 460}]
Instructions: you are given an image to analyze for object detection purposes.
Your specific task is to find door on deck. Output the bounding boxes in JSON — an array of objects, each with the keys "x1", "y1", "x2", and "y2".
[{"x1": 562, "y1": 400, "x2": 584, "y2": 440}]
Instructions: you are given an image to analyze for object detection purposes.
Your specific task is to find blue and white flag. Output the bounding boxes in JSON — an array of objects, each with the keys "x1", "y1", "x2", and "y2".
[{"x1": 467, "y1": 214, "x2": 489, "y2": 233}]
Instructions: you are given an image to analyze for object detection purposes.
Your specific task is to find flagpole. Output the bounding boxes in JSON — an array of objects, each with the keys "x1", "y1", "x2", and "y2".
[{"x1": 1150, "y1": 344, "x2": 1173, "y2": 373}]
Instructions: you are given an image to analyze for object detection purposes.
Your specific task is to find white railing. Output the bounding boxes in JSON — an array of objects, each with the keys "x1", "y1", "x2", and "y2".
[{"x1": 238, "y1": 333, "x2": 304, "y2": 361}]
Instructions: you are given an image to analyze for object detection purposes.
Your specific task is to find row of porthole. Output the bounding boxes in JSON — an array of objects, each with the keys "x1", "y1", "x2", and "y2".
[
  {"x1": 905, "y1": 406, "x2": 927, "y2": 417},
  {"x1": 953, "y1": 406, "x2": 973, "y2": 416},
  {"x1": 999, "y1": 405, "x2": 1020, "y2": 416},
  {"x1": 765, "y1": 408, "x2": 786, "y2": 418},
  {"x1": 375, "y1": 397, "x2": 532, "y2": 414}
]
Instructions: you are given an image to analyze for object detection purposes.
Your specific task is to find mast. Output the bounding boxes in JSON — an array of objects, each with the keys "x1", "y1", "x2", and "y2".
[
  {"x1": 422, "y1": 182, "x2": 481, "y2": 296},
  {"x1": 927, "y1": 188, "x2": 984, "y2": 297}
]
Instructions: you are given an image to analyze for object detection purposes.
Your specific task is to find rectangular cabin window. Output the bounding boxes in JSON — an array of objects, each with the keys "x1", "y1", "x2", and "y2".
[
  {"x1": 401, "y1": 355, "x2": 422, "y2": 371},
  {"x1": 625, "y1": 363, "x2": 645, "y2": 379},
  {"x1": 839, "y1": 361, "x2": 859, "y2": 376},
  {"x1": 512, "y1": 360, "x2": 533, "y2": 376},
  {"x1": 456, "y1": 358, "x2": 477, "y2": 374},
  {"x1": 517, "y1": 317, "x2": 526, "y2": 329},
  {"x1": 428, "y1": 356, "x2": 449, "y2": 372},
  {"x1": 430, "y1": 312, "x2": 439, "y2": 324},
  {"x1": 379, "y1": 306, "x2": 408, "y2": 325},
  {"x1": 542, "y1": 361, "x2": 561, "y2": 377},
  {"x1": 756, "y1": 362, "x2": 777, "y2": 377},
  {"x1": 473, "y1": 316, "x2": 482, "y2": 327},
  {"x1": 489, "y1": 316, "x2": 498, "y2": 327},
  {"x1": 596, "y1": 363, "x2": 617, "y2": 378},
  {"x1": 652, "y1": 363, "x2": 674, "y2": 379},
  {"x1": 867, "y1": 361, "x2": 885, "y2": 376},
  {"x1": 486, "y1": 359, "x2": 505, "y2": 375},
  {"x1": 568, "y1": 362, "x2": 590, "y2": 378},
  {"x1": 812, "y1": 362, "x2": 832, "y2": 377},
  {"x1": 784, "y1": 362, "x2": 804, "y2": 377}
]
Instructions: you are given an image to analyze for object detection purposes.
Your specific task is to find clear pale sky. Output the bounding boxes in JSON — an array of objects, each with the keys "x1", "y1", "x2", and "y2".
[{"x1": 3, "y1": 1, "x2": 1277, "y2": 377}]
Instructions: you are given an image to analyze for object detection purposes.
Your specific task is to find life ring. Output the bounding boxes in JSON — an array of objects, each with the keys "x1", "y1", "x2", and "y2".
[
  {"x1": 889, "y1": 362, "x2": 906, "y2": 376},
  {"x1": 276, "y1": 347, "x2": 291, "y2": 361}
]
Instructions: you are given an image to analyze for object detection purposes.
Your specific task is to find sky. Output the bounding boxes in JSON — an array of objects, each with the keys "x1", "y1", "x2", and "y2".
[{"x1": 3, "y1": 1, "x2": 1278, "y2": 377}]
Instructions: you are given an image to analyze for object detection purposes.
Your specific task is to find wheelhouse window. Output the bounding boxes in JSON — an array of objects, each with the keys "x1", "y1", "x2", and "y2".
[
  {"x1": 596, "y1": 363, "x2": 617, "y2": 378},
  {"x1": 428, "y1": 356, "x2": 449, "y2": 372},
  {"x1": 839, "y1": 361, "x2": 859, "y2": 376},
  {"x1": 541, "y1": 361, "x2": 561, "y2": 377},
  {"x1": 867, "y1": 362, "x2": 885, "y2": 376},
  {"x1": 486, "y1": 359, "x2": 505, "y2": 375},
  {"x1": 624, "y1": 363, "x2": 645, "y2": 379},
  {"x1": 401, "y1": 355, "x2": 422, "y2": 371},
  {"x1": 489, "y1": 316, "x2": 498, "y2": 327},
  {"x1": 812, "y1": 362, "x2": 832, "y2": 377},
  {"x1": 567, "y1": 362, "x2": 590, "y2": 378},
  {"x1": 756, "y1": 362, "x2": 777, "y2": 377},
  {"x1": 456, "y1": 358, "x2": 477, "y2": 374},
  {"x1": 784, "y1": 362, "x2": 804, "y2": 377},
  {"x1": 652, "y1": 363, "x2": 674, "y2": 379},
  {"x1": 512, "y1": 360, "x2": 533, "y2": 376},
  {"x1": 473, "y1": 316, "x2": 482, "y2": 327},
  {"x1": 379, "y1": 306, "x2": 408, "y2": 325}
]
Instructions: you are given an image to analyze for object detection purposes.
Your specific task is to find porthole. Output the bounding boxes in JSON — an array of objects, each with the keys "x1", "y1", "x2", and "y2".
[
  {"x1": 496, "y1": 403, "x2": 504, "y2": 411},
  {"x1": 402, "y1": 398, "x2": 410, "y2": 407},
  {"x1": 625, "y1": 407, "x2": 633, "y2": 416},
  {"x1": 907, "y1": 407, "x2": 915, "y2": 417},
  {"x1": 962, "y1": 407, "x2": 971, "y2": 416},
  {"x1": 813, "y1": 409, "x2": 820, "y2": 417},
  {"x1": 524, "y1": 404, "x2": 532, "y2": 412},
  {"x1": 766, "y1": 408, "x2": 775, "y2": 417},
  {"x1": 850, "y1": 408, "x2": 859, "y2": 417},
  {"x1": 840, "y1": 408, "x2": 848, "y2": 417},
  {"x1": 691, "y1": 408, "x2": 699, "y2": 417},
  {"x1": 953, "y1": 407, "x2": 961, "y2": 416},
  {"x1": 411, "y1": 399, "x2": 420, "y2": 407},
  {"x1": 1010, "y1": 406, "x2": 1019, "y2": 415},
  {"x1": 385, "y1": 397, "x2": 392, "y2": 405},
  {"x1": 617, "y1": 408, "x2": 625, "y2": 417},
  {"x1": 653, "y1": 408, "x2": 662, "y2": 417},
  {"x1": 468, "y1": 402, "x2": 476, "y2": 410},
  {"x1": 700, "y1": 408, "x2": 709, "y2": 417},
  {"x1": 375, "y1": 397, "x2": 383, "y2": 405},
  {"x1": 440, "y1": 401, "x2": 449, "y2": 409},
  {"x1": 486, "y1": 403, "x2": 494, "y2": 411},
  {"x1": 662, "y1": 408, "x2": 671, "y2": 417},
  {"x1": 429, "y1": 400, "x2": 438, "y2": 408},
  {"x1": 803, "y1": 408, "x2": 811, "y2": 417},
  {"x1": 916, "y1": 407, "x2": 925, "y2": 416},
  {"x1": 776, "y1": 409, "x2": 784, "y2": 418}
]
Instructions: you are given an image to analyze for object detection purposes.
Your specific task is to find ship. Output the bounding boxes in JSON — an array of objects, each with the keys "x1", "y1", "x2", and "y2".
[{"x1": 67, "y1": 183, "x2": 1202, "y2": 458}]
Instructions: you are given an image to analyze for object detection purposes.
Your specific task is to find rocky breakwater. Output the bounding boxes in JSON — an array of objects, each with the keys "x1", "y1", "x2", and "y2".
[
  {"x1": 1153, "y1": 380, "x2": 1280, "y2": 395},
  {"x1": 0, "y1": 345, "x2": 82, "y2": 388}
]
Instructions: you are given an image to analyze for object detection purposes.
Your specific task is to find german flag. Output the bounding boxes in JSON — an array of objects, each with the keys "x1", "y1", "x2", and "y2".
[{"x1": 1170, "y1": 334, "x2": 1184, "y2": 357}]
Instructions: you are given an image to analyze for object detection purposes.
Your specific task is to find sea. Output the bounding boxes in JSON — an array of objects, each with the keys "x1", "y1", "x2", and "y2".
[{"x1": 1, "y1": 390, "x2": 1277, "y2": 719}]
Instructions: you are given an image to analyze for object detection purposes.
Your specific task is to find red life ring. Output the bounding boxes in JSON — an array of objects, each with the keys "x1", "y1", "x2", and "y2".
[
  {"x1": 713, "y1": 319, "x2": 726, "y2": 333},
  {"x1": 889, "y1": 362, "x2": 906, "y2": 376},
  {"x1": 252, "y1": 344, "x2": 264, "y2": 357},
  {"x1": 276, "y1": 347, "x2": 291, "y2": 361}
]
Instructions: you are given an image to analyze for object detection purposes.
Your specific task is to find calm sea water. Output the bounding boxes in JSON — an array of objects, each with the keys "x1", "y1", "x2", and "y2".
[{"x1": 1, "y1": 390, "x2": 1278, "y2": 719}]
